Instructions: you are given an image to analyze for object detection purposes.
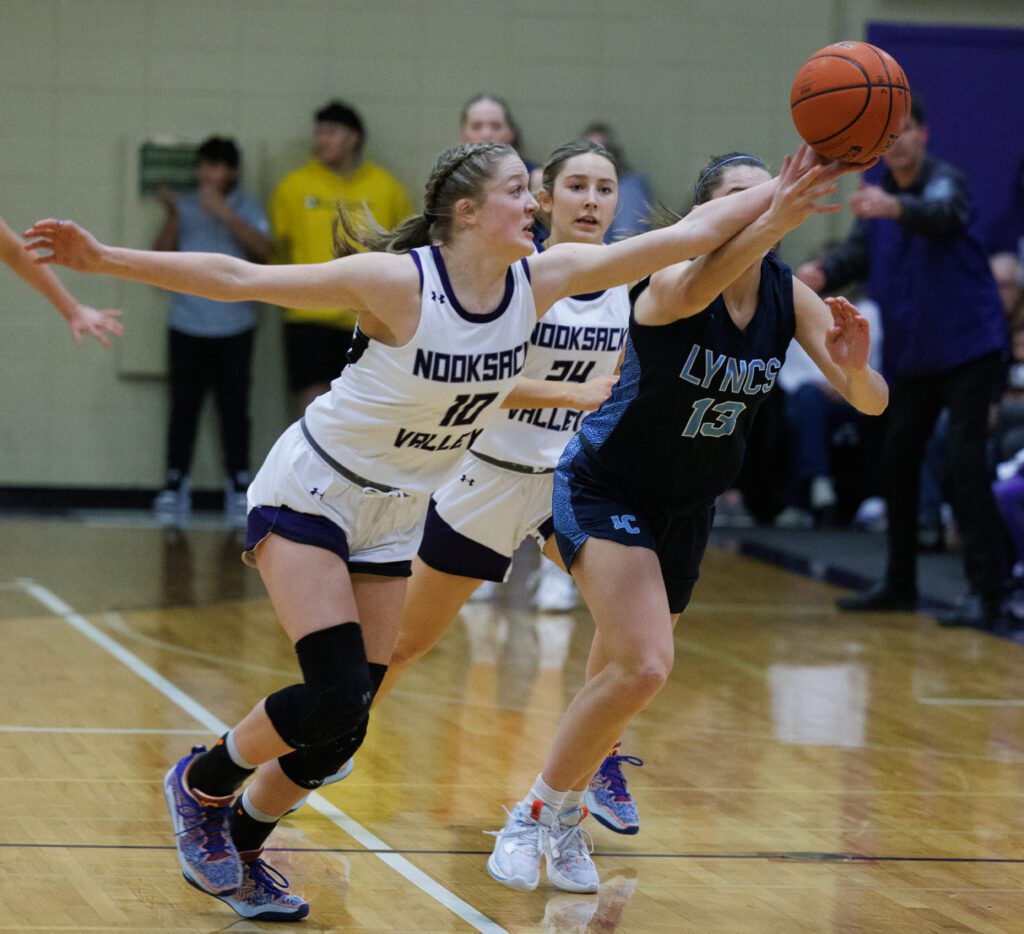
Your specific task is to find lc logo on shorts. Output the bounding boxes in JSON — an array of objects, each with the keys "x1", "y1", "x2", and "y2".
[{"x1": 611, "y1": 514, "x2": 640, "y2": 535}]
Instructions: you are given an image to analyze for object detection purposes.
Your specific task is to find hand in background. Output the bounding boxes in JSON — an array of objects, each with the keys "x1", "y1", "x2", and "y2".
[{"x1": 68, "y1": 304, "x2": 124, "y2": 348}]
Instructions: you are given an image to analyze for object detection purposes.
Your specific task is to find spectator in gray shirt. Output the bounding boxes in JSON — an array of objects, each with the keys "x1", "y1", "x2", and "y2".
[{"x1": 152, "y1": 137, "x2": 271, "y2": 523}]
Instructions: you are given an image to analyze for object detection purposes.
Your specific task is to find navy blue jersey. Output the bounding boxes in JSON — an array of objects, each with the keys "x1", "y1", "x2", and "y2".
[{"x1": 578, "y1": 253, "x2": 796, "y2": 516}]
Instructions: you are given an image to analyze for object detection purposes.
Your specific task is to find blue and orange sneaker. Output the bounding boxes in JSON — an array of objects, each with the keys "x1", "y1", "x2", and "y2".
[
  {"x1": 584, "y1": 746, "x2": 644, "y2": 835},
  {"x1": 163, "y1": 746, "x2": 242, "y2": 895},
  {"x1": 194, "y1": 848, "x2": 309, "y2": 922}
]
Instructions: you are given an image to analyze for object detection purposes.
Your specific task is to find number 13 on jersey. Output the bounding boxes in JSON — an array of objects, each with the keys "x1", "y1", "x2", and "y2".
[{"x1": 681, "y1": 397, "x2": 746, "y2": 438}]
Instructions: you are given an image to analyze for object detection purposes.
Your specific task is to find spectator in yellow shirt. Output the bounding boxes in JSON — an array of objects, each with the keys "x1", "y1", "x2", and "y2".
[{"x1": 270, "y1": 101, "x2": 412, "y2": 413}]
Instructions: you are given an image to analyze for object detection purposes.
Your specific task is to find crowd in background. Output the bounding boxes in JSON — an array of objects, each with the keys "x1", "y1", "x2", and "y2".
[{"x1": 132, "y1": 92, "x2": 1024, "y2": 630}]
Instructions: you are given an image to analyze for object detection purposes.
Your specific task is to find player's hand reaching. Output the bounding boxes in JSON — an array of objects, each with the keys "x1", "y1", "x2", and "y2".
[
  {"x1": 67, "y1": 304, "x2": 124, "y2": 348},
  {"x1": 823, "y1": 295, "x2": 871, "y2": 371},
  {"x1": 23, "y1": 219, "x2": 106, "y2": 273},
  {"x1": 764, "y1": 144, "x2": 841, "y2": 234}
]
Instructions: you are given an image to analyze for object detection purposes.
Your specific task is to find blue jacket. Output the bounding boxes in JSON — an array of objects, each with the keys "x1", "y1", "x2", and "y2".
[{"x1": 823, "y1": 156, "x2": 1007, "y2": 378}]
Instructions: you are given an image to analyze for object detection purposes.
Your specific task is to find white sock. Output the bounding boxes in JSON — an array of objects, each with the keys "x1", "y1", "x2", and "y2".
[
  {"x1": 561, "y1": 789, "x2": 584, "y2": 812},
  {"x1": 241, "y1": 787, "x2": 285, "y2": 823},
  {"x1": 522, "y1": 774, "x2": 567, "y2": 813},
  {"x1": 224, "y1": 730, "x2": 256, "y2": 770}
]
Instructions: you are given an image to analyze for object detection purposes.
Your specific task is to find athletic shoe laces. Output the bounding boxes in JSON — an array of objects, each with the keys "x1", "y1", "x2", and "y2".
[
  {"x1": 175, "y1": 798, "x2": 232, "y2": 859},
  {"x1": 550, "y1": 817, "x2": 594, "y2": 862},
  {"x1": 485, "y1": 806, "x2": 545, "y2": 857},
  {"x1": 246, "y1": 859, "x2": 290, "y2": 897},
  {"x1": 602, "y1": 754, "x2": 644, "y2": 801}
]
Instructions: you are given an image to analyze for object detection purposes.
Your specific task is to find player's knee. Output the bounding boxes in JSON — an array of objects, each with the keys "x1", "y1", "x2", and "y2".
[
  {"x1": 278, "y1": 717, "x2": 369, "y2": 789},
  {"x1": 616, "y1": 653, "x2": 673, "y2": 705},
  {"x1": 264, "y1": 623, "x2": 375, "y2": 748}
]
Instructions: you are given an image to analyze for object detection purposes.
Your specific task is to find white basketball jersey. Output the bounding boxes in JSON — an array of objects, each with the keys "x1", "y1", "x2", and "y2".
[
  {"x1": 472, "y1": 285, "x2": 630, "y2": 469},
  {"x1": 302, "y1": 246, "x2": 536, "y2": 494}
]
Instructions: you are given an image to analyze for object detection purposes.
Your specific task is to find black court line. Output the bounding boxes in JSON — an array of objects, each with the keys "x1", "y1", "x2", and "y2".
[{"x1": 2, "y1": 842, "x2": 1022, "y2": 864}]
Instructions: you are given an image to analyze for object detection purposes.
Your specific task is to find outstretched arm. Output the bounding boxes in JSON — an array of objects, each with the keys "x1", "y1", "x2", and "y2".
[
  {"x1": 637, "y1": 152, "x2": 859, "y2": 325},
  {"x1": 0, "y1": 217, "x2": 122, "y2": 347},
  {"x1": 24, "y1": 218, "x2": 417, "y2": 324},
  {"x1": 793, "y1": 279, "x2": 887, "y2": 415},
  {"x1": 529, "y1": 145, "x2": 844, "y2": 310}
]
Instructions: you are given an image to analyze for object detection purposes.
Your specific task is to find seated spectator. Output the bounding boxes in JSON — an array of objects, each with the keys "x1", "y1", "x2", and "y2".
[
  {"x1": 152, "y1": 136, "x2": 271, "y2": 522},
  {"x1": 774, "y1": 283, "x2": 883, "y2": 529},
  {"x1": 992, "y1": 253, "x2": 1024, "y2": 462},
  {"x1": 582, "y1": 122, "x2": 655, "y2": 241}
]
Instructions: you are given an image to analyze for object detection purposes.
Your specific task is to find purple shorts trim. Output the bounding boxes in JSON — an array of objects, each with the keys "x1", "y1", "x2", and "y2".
[
  {"x1": 417, "y1": 498, "x2": 511, "y2": 582},
  {"x1": 245, "y1": 505, "x2": 411, "y2": 578}
]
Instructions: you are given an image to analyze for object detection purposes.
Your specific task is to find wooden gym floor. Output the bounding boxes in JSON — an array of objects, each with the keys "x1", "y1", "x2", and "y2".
[{"x1": 1, "y1": 513, "x2": 1023, "y2": 932}]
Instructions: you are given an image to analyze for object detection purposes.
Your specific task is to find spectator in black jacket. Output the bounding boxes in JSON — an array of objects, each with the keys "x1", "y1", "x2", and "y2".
[{"x1": 798, "y1": 97, "x2": 1010, "y2": 628}]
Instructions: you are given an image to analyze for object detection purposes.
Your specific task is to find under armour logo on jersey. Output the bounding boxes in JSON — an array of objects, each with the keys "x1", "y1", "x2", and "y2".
[
  {"x1": 611, "y1": 514, "x2": 640, "y2": 535},
  {"x1": 430, "y1": 290, "x2": 446, "y2": 305},
  {"x1": 309, "y1": 487, "x2": 325, "y2": 500},
  {"x1": 460, "y1": 474, "x2": 475, "y2": 486}
]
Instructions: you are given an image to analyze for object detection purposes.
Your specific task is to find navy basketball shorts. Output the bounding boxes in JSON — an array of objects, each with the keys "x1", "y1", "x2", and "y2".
[{"x1": 552, "y1": 435, "x2": 714, "y2": 613}]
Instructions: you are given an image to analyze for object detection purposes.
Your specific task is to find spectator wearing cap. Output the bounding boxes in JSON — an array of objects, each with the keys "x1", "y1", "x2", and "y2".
[
  {"x1": 152, "y1": 136, "x2": 272, "y2": 522},
  {"x1": 269, "y1": 100, "x2": 413, "y2": 414}
]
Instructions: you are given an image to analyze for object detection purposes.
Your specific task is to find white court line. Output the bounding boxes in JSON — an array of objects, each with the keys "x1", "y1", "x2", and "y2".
[
  {"x1": 16, "y1": 578, "x2": 507, "y2": 934},
  {"x1": 103, "y1": 611, "x2": 296, "y2": 678}
]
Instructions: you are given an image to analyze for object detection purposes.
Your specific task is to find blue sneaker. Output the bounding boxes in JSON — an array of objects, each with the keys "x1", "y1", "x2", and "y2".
[
  {"x1": 190, "y1": 849, "x2": 310, "y2": 922},
  {"x1": 163, "y1": 746, "x2": 242, "y2": 895},
  {"x1": 584, "y1": 748, "x2": 644, "y2": 835},
  {"x1": 285, "y1": 757, "x2": 355, "y2": 814}
]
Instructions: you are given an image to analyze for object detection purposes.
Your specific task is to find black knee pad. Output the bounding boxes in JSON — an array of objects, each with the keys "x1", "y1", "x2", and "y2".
[
  {"x1": 276, "y1": 663, "x2": 388, "y2": 788},
  {"x1": 278, "y1": 716, "x2": 368, "y2": 789},
  {"x1": 264, "y1": 623, "x2": 374, "y2": 749}
]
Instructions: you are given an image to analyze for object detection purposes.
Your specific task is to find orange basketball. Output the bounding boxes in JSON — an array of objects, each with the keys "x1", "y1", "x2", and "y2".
[{"x1": 790, "y1": 40, "x2": 911, "y2": 164}]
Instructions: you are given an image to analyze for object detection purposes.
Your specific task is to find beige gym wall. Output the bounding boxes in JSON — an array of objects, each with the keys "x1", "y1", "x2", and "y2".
[{"x1": 1, "y1": 0, "x2": 1021, "y2": 491}]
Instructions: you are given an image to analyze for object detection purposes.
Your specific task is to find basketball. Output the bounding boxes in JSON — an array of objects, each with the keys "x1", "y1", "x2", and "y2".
[{"x1": 790, "y1": 40, "x2": 911, "y2": 164}]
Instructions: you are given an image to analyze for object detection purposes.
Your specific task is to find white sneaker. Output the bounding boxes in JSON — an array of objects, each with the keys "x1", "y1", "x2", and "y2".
[
  {"x1": 486, "y1": 801, "x2": 549, "y2": 891},
  {"x1": 809, "y1": 475, "x2": 837, "y2": 510},
  {"x1": 545, "y1": 807, "x2": 598, "y2": 894},
  {"x1": 773, "y1": 506, "x2": 814, "y2": 530},
  {"x1": 223, "y1": 482, "x2": 249, "y2": 526},
  {"x1": 534, "y1": 561, "x2": 577, "y2": 612},
  {"x1": 853, "y1": 496, "x2": 886, "y2": 532},
  {"x1": 153, "y1": 476, "x2": 192, "y2": 515}
]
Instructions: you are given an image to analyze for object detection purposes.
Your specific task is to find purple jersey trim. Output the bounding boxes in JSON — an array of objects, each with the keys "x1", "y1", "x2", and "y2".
[{"x1": 430, "y1": 245, "x2": 514, "y2": 323}]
